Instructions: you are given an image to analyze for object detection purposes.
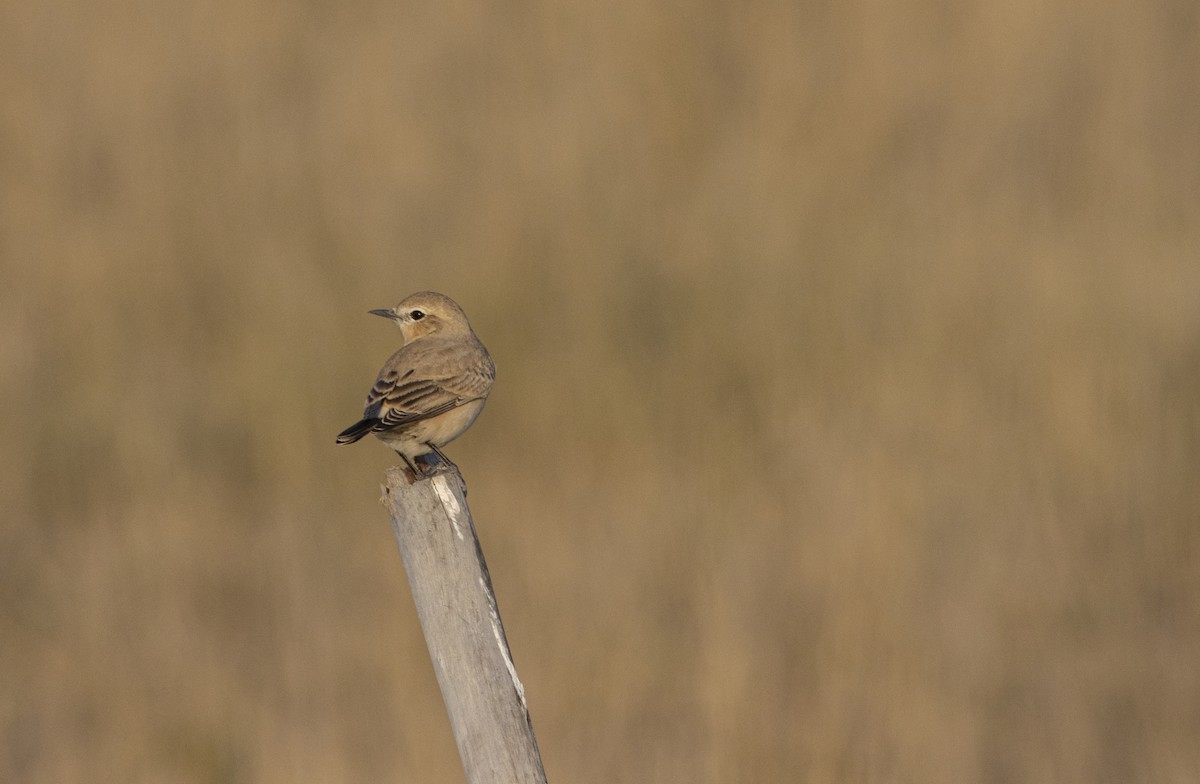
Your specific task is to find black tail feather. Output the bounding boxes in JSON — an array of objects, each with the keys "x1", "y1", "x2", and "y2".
[{"x1": 336, "y1": 418, "x2": 378, "y2": 445}]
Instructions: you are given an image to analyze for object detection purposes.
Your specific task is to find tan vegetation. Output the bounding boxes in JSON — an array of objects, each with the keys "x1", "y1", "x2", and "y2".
[{"x1": 2, "y1": 0, "x2": 1198, "y2": 781}]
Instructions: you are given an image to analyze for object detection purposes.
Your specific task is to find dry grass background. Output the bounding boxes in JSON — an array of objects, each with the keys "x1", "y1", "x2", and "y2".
[{"x1": 2, "y1": 0, "x2": 1199, "y2": 781}]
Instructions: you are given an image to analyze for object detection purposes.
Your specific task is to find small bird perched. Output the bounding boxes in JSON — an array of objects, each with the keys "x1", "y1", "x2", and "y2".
[{"x1": 336, "y1": 291, "x2": 495, "y2": 478}]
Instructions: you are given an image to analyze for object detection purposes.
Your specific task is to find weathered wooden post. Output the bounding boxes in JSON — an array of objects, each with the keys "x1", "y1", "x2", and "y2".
[{"x1": 381, "y1": 464, "x2": 547, "y2": 784}]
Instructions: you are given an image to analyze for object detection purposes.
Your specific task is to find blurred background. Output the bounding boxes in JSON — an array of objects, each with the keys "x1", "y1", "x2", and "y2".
[{"x1": 2, "y1": 0, "x2": 1198, "y2": 781}]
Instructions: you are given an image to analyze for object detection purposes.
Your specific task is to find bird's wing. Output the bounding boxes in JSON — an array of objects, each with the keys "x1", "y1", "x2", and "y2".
[{"x1": 363, "y1": 343, "x2": 494, "y2": 430}]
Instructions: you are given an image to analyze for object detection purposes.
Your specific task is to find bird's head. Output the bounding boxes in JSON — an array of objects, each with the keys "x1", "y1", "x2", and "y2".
[{"x1": 370, "y1": 291, "x2": 473, "y2": 343}]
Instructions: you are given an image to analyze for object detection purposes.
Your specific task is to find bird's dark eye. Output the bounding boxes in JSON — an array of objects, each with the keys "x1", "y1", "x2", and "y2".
[{"x1": 410, "y1": 310, "x2": 425, "y2": 320}]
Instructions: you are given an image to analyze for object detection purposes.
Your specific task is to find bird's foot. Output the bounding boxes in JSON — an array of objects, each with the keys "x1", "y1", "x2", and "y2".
[
  {"x1": 395, "y1": 449, "x2": 456, "y2": 482},
  {"x1": 396, "y1": 452, "x2": 422, "y2": 482},
  {"x1": 424, "y1": 442, "x2": 459, "y2": 474}
]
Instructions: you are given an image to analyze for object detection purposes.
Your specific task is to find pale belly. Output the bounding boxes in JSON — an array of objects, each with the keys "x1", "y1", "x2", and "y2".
[{"x1": 373, "y1": 399, "x2": 487, "y2": 459}]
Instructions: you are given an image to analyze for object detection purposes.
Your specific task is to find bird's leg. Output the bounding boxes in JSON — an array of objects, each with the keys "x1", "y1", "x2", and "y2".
[
  {"x1": 396, "y1": 451, "x2": 425, "y2": 480},
  {"x1": 425, "y1": 442, "x2": 458, "y2": 472}
]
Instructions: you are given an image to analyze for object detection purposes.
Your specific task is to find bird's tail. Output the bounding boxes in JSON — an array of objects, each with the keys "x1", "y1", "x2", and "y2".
[{"x1": 336, "y1": 418, "x2": 378, "y2": 445}]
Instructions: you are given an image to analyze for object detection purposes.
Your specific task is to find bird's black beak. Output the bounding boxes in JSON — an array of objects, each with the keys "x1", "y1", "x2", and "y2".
[{"x1": 369, "y1": 308, "x2": 398, "y2": 320}]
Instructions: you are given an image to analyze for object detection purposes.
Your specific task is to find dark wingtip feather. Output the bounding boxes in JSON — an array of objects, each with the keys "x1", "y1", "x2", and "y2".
[{"x1": 336, "y1": 418, "x2": 378, "y2": 445}]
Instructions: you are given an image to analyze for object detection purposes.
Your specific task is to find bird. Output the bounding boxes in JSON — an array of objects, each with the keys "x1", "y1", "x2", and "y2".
[{"x1": 336, "y1": 291, "x2": 495, "y2": 478}]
